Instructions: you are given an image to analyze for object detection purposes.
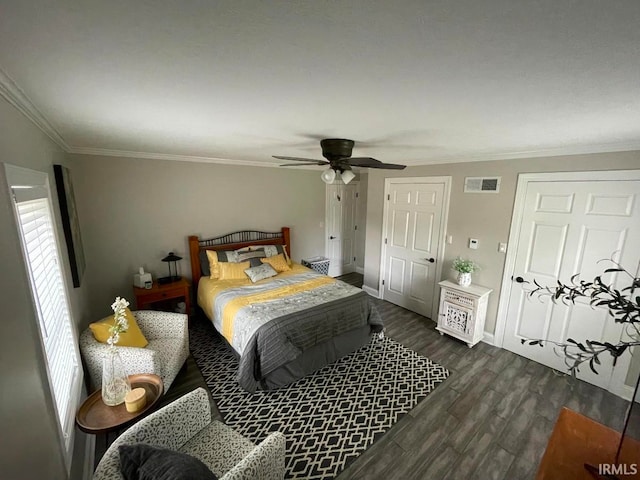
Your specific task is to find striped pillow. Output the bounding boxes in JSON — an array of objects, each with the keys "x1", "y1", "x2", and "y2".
[
  {"x1": 218, "y1": 261, "x2": 251, "y2": 280},
  {"x1": 250, "y1": 245, "x2": 292, "y2": 265},
  {"x1": 206, "y1": 250, "x2": 239, "y2": 279},
  {"x1": 236, "y1": 250, "x2": 266, "y2": 262}
]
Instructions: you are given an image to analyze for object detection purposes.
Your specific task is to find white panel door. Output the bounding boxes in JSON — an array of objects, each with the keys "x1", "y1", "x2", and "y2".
[
  {"x1": 326, "y1": 183, "x2": 358, "y2": 277},
  {"x1": 503, "y1": 179, "x2": 640, "y2": 393},
  {"x1": 382, "y1": 182, "x2": 444, "y2": 317}
]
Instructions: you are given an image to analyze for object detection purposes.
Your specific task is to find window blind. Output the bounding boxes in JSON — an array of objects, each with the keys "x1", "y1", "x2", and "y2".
[
  {"x1": 6, "y1": 164, "x2": 82, "y2": 467},
  {"x1": 15, "y1": 197, "x2": 79, "y2": 441}
]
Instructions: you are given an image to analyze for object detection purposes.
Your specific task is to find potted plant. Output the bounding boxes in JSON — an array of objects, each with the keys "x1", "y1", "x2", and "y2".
[{"x1": 452, "y1": 257, "x2": 479, "y2": 287}]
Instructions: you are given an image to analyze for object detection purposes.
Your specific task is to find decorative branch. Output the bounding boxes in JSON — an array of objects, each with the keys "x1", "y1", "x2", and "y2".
[{"x1": 521, "y1": 257, "x2": 640, "y2": 376}]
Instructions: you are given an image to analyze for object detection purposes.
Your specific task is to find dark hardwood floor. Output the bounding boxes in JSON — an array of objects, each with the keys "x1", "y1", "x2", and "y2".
[
  {"x1": 103, "y1": 272, "x2": 629, "y2": 479},
  {"x1": 335, "y1": 295, "x2": 629, "y2": 480}
]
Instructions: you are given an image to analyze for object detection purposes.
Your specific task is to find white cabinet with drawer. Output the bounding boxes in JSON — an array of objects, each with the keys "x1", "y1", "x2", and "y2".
[{"x1": 436, "y1": 280, "x2": 492, "y2": 348}]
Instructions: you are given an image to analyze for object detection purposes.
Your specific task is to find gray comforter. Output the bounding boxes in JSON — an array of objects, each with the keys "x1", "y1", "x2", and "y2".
[
  {"x1": 237, "y1": 289, "x2": 383, "y2": 392},
  {"x1": 209, "y1": 271, "x2": 383, "y2": 392}
]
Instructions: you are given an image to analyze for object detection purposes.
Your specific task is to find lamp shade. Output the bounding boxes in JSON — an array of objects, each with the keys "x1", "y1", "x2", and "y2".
[
  {"x1": 161, "y1": 252, "x2": 182, "y2": 263},
  {"x1": 340, "y1": 169, "x2": 356, "y2": 185},
  {"x1": 158, "y1": 252, "x2": 182, "y2": 284},
  {"x1": 321, "y1": 168, "x2": 336, "y2": 184}
]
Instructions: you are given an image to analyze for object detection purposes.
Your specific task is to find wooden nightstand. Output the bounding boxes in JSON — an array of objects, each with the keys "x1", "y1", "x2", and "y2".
[{"x1": 133, "y1": 278, "x2": 191, "y2": 316}]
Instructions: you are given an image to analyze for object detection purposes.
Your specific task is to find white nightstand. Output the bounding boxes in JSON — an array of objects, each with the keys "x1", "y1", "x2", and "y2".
[{"x1": 436, "y1": 280, "x2": 492, "y2": 348}]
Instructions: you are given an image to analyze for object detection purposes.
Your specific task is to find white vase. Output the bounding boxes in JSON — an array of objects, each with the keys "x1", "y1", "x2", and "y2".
[
  {"x1": 102, "y1": 347, "x2": 131, "y2": 406},
  {"x1": 457, "y1": 272, "x2": 472, "y2": 287}
]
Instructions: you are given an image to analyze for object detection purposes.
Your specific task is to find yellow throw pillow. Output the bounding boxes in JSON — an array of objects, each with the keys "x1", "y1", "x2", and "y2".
[
  {"x1": 218, "y1": 261, "x2": 251, "y2": 280},
  {"x1": 283, "y1": 246, "x2": 292, "y2": 266},
  {"x1": 206, "y1": 250, "x2": 221, "y2": 279},
  {"x1": 261, "y1": 254, "x2": 291, "y2": 273},
  {"x1": 89, "y1": 308, "x2": 148, "y2": 348}
]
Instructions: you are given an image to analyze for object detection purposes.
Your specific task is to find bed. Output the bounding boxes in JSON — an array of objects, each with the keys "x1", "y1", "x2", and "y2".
[{"x1": 188, "y1": 227, "x2": 383, "y2": 392}]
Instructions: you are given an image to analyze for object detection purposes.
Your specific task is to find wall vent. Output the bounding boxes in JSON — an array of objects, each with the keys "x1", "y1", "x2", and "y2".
[{"x1": 464, "y1": 176, "x2": 501, "y2": 193}]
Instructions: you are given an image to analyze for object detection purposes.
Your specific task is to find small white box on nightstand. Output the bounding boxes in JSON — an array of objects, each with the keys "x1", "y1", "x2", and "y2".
[{"x1": 134, "y1": 267, "x2": 153, "y2": 289}]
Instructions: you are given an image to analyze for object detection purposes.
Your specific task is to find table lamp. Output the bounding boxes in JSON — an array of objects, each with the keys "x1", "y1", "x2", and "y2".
[{"x1": 158, "y1": 252, "x2": 182, "y2": 284}]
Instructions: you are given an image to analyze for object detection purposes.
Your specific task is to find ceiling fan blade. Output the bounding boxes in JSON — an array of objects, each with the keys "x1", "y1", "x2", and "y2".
[
  {"x1": 279, "y1": 162, "x2": 327, "y2": 167},
  {"x1": 348, "y1": 157, "x2": 407, "y2": 170},
  {"x1": 273, "y1": 155, "x2": 328, "y2": 164}
]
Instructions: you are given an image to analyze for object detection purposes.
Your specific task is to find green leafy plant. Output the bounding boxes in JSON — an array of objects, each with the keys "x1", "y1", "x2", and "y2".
[
  {"x1": 452, "y1": 257, "x2": 479, "y2": 274},
  {"x1": 521, "y1": 259, "x2": 640, "y2": 376}
]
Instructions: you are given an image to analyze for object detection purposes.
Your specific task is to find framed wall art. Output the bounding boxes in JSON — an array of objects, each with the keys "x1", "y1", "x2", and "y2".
[{"x1": 53, "y1": 164, "x2": 86, "y2": 288}]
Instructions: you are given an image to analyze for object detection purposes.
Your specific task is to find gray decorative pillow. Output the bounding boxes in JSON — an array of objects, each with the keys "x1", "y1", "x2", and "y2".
[
  {"x1": 248, "y1": 257, "x2": 265, "y2": 267},
  {"x1": 244, "y1": 263, "x2": 278, "y2": 283},
  {"x1": 119, "y1": 444, "x2": 218, "y2": 480},
  {"x1": 251, "y1": 245, "x2": 285, "y2": 257},
  {"x1": 236, "y1": 250, "x2": 266, "y2": 263},
  {"x1": 215, "y1": 250, "x2": 239, "y2": 263}
]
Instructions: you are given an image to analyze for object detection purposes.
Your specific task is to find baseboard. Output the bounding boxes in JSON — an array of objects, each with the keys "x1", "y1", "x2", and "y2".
[
  {"x1": 356, "y1": 266, "x2": 365, "y2": 275},
  {"x1": 362, "y1": 285, "x2": 380, "y2": 298},
  {"x1": 612, "y1": 383, "x2": 635, "y2": 402},
  {"x1": 482, "y1": 332, "x2": 495, "y2": 346},
  {"x1": 83, "y1": 434, "x2": 95, "y2": 480}
]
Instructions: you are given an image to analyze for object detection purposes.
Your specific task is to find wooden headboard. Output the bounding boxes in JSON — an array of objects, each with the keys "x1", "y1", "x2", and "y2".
[{"x1": 188, "y1": 227, "x2": 291, "y2": 288}]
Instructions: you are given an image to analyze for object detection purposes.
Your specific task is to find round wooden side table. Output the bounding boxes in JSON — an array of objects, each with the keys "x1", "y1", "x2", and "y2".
[{"x1": 76, "y1": 373, "x2": 164, "y2": 434}]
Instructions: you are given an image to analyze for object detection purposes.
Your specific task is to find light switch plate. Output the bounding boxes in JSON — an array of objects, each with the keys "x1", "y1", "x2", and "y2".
[
  {"x1": 498, "y1": 242, "x2": 507, "y2": 253},
  {"x1": 469, "y1": 238, "x2": 479, "y2": 249}
]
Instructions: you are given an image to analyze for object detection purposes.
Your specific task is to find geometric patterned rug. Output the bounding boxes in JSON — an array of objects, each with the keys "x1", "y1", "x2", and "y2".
[{"x1": 190, "y1": 318, "x2": 449, "y2": 479}]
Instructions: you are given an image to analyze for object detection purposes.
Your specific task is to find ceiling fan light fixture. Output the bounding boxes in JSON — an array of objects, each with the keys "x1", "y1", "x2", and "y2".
[
  {"x1": 321, "y1": 168, "x2": 336, "y2": 184},
  {"x1": 340, "y1": 169, "x2": 356, "y2": 185},
  {"x1": 276, "y1": 138, "x2": 407, "y2": 175}
]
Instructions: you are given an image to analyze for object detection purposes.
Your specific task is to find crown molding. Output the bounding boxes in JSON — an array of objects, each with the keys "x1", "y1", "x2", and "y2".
[
  {"x1": 416, "y1": 141, "x2": 640, "y2": 166},
  {"x1": 479, "y1": 141, "x2": 640, "y2": 161},
  {"x1": 59, "y1": 140, "x2": 640, "y2": 168},
  {"x1": 2, "y1": 66, "x2": 637, "y2": 167},
  {"x1": 67, "y1": 146, "x2": 286, "y2": 168},
  {"x1": 0, "y1": 67, "x2": 70, "y2": 151}
]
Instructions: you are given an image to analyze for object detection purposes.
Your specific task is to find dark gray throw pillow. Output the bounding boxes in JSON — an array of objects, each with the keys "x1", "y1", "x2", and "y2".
[
  {"x1": 199, "y1": 250, "x2": 211, "y2": 276},
  {"x1": 249, "y1": 256, "x2": 266, "y2": 267},
  {"x1": 119, "y1": 444, "x2": 218, "y2": 480}
]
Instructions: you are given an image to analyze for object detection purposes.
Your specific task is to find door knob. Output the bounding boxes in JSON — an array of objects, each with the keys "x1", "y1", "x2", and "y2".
[
  {"x1": 425, "y1": 258, "x2": 435, "y2": 263},
  {"x1": 329, "y1": 235, "x2": 336, "y2": 239},
  {"x1": 512, "y1": 276, "x2": 525, "y2": 283}
]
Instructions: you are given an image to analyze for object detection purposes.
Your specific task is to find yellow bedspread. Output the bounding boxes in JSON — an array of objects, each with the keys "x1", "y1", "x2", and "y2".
[
  {"x1": 220, "y1": 276, "x2": 334, "y2": 339},
  {"x1": 198, "y1": 263, "x2": 336, "y2": 341}
]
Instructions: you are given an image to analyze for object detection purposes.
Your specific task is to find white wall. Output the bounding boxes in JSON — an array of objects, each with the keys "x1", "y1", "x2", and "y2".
[
  {"x1": 68, "y1": 154, "x2": 327, "y2": 323},
  {"x1": 363, "y1": 151, "x2": 640, "y2": 338},
  {"x1": 0, "y1": 97, "x2": 90, "y2": 479}
]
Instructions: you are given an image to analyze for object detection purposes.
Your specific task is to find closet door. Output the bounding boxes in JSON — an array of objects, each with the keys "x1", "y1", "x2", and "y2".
[{"x1": 500, "y1": 173, "x2": 640, "y2": 396}]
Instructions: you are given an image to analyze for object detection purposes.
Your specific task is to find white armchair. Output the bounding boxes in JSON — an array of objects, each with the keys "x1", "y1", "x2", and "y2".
[
  {"x1": 80, "y1": 310, "x2": 189, "y2": 392},
  {"x1": 93, "y1": 388, "x2": 286, "y2": 480}
]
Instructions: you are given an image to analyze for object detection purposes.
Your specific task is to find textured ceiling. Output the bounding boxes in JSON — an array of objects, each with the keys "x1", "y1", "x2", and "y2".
[{"x1": 1, "y1": 0, "x2": 639, "y2": 167}]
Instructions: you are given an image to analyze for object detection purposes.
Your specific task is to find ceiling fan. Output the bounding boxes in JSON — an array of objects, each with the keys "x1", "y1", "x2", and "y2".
[{"x1": 274, "y1": 138, "x2": 406, "y2": 184}]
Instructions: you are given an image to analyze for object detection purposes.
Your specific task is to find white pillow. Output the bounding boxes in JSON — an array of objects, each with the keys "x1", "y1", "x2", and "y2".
[{"x1": 244, "y1": 263, "x2": 278, "y2": 283}]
